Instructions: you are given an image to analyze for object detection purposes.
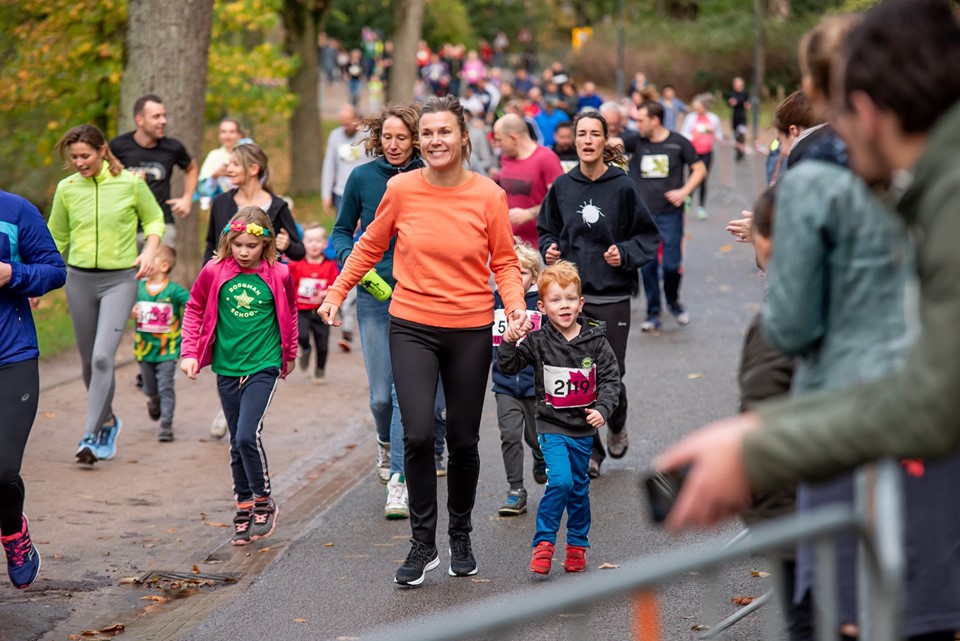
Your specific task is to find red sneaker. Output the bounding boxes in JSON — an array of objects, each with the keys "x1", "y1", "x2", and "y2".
[
  {"x1": 564, "y1": 545, "x2": 587, "y2": 572},
  {"x1": 530, "y1": 541, "x2": 554, "y2": 575}
]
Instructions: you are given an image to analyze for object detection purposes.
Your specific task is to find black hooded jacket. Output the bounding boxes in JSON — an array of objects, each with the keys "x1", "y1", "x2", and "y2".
[{"x1": 537, "y1": 165, "x2": 659, "y2": 297}]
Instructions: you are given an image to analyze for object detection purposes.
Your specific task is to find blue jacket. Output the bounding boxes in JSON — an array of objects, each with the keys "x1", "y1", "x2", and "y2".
[
  {"x1": 491, "y1": 289, "x2": 540, "y2": 398},
  {"x1": 0, "y1": 191, "x2": 67, "y2": 366}
]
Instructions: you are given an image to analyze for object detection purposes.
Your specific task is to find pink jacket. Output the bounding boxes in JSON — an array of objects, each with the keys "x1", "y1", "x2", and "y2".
[{"x1": 181, "y1": 257, "x2": 298, "y2": 378}]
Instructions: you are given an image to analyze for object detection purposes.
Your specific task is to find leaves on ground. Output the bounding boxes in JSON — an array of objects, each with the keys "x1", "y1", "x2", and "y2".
[
  {"x1": 204, "y1": 521, "x2": 230, "y2": 528},
  {"x1": 192, "y1": 565, "x2": 200, "y2": 573},
  {"x1": 598, "y1": 562, "x2": 620, "y2": 569},
  {"x1": 140, "y1": 595, "x2": 167, "y2": 603},
  {"x1": 731, "y1": 596, "x2": 757, "y2": 606},
  {"x1": 720, "y1": 244, "x2": 733, "y2": 253},
  {"x1": 76, "y1": 622, "x2": 125, "y2": 638},
  {"x1": 687, "y1": 373, "x2": 703, "y2": 380},
  {"x1": 293, "y1": 618, "x2": 307, "y2": 623},
  {"x1": 324, "y1": 542, "x2": 335, "y2": 547},
  {"x1": 750, "y1": 570, "x2": 771, "y2": 578},
  {"x1": 44, "y1": 411, "x2": 57, "y2": 419},
  {"x1": 118, "y1": 576, "x2": 142, "y2": 585},
  {"x1": 691, "y1": 623, "x2": 711, "y2": 631}
]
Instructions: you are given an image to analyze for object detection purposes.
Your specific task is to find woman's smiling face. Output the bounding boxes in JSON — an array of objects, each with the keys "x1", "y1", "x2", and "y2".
[{"x1": 418, "y1": 111, "x2": 466, "y2": 172}]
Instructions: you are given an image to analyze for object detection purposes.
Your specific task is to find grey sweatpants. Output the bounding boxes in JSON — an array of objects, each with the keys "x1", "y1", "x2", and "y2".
[
  {"x1": 66, "y1": 267, "x2": 138, "y2": 437},
  {"x1": 495, "y1": 393, "x2": 542, "y2": 489},
  {"x1": 139, "y1": 360, "x2": 177, "y2": 426}
]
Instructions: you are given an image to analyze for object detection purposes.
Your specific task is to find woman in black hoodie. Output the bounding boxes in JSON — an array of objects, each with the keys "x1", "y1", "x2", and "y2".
[
  {"x1": 203, "y1": 142, "x2": 304, "y2": 264},
  {"x1": 537, "y1": 112, "x2": 659, "y2": 477}
]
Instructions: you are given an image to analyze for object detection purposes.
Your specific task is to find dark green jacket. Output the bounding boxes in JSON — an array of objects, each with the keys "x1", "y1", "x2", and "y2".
[{"x1": 744, "y1": 102, "x2": 960, "y2": 492}]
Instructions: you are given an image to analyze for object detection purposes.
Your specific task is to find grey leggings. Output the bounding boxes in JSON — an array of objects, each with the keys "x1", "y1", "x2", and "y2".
[{"x1": 66, "y1": 267, "x2": 138, "y2": 437}]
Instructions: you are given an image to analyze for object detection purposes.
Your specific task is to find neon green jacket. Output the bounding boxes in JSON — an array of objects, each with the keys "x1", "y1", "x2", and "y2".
[{"x1": 48, "y1": 161, "x2": 165, "y2": 270}]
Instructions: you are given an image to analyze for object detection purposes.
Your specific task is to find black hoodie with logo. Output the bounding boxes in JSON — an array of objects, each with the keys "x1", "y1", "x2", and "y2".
[
  {"x1": 537, "y1": 166, "x2": 659, "y2": 298},
  {"x1": 498, "y1": 316, "x2": 620, "y2": 438}
]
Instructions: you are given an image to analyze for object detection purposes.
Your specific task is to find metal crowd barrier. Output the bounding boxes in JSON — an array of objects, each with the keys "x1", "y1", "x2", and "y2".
[{"x1": 359, "y1": 459, "x2": 905, "y2": 641}]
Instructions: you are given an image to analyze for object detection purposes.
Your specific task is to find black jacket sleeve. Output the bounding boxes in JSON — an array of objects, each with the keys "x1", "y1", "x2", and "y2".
[
  {"x1": 270, "y1": 196, "x2": 304, "y2": 261},
  {"x1": 616, "y1": 181, "x2": 659, "y2": 271},
  {"x1": 497, "y1": 336, "x2": 535, "y2": 376}
]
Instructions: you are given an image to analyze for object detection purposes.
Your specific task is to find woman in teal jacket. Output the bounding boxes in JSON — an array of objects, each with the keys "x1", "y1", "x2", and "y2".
[{"x1": 48, "y1": 124, "x2": 165, "y2": 466}]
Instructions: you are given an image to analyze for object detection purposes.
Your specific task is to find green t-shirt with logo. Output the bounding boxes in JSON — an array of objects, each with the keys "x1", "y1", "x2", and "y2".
[
  {"x1": 134, "y1": 279, "x2": 191, "y2": 363},
  {"x1": 212, "y1": 272, "x2": 282, "y2": 377}
]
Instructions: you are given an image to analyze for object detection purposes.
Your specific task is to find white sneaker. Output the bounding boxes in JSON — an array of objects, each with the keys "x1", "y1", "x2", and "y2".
[
  {"x1": 375, "y1": 441, "x2": 391, "y2": 484},
  {"x1": 385, "y1": 473, "x2": 409, "y2": 519},
  {"x1": 209, "y1": 409, "x2": 228, "y2": 439}
]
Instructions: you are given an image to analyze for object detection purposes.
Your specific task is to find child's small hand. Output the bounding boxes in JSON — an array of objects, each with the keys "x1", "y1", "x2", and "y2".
[
  {"x1": 283, "y1": 360, "x2": 296, "y2": 377},
  {"x1": 585, "y1": 408, "x2": 605, "y2": 429},
  {"x1": 180, "y1": 358, "x2": 199, "y2": 380}
]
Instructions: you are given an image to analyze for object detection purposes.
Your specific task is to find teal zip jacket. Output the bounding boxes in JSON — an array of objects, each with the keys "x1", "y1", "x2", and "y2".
[
  {"x1": 48, "y1": 161, "x2": 165, "y2": 270},
  {"x1": 331, "y1": 155, "x2": 423, "y2": 288},
  {"x1": 745, "y1": 103, "x2": 960, "y2": 492}
]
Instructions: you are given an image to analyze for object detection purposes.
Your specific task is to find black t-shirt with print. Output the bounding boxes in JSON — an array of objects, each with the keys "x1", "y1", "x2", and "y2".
[
  {"x1": 109, "y1": 131, "x2": 192, "y2": 223},
  {"x1": 626, "y1": 132, "x2": 700, "y2": 213}
]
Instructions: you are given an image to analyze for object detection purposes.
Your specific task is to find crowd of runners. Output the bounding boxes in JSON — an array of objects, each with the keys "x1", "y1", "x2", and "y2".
[{"x1": 5, "y1": 1, "x2": 960, "y2": 637}]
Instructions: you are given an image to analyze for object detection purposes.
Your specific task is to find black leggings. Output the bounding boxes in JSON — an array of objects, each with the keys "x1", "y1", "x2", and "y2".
[
  {"x1": 0, "y1": 360, "x2": 40, "y2": 536},
  {"x1": 697, "y1": 152, "x2": 713, "y2": 207},
  {"x1": 583, "y1": 301, "x2": 630, "y2": 462},
  {"x1": 390, "y1": 317, "x2": 491, "y2": 546},
  {"x1": 297, "y1": 309, "x2": 330, "y2": 371}
]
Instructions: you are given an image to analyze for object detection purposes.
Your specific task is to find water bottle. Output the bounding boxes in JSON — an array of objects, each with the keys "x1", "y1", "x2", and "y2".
[{"x1": 360, "y1": 269, "x2": 393, "y2": 302}]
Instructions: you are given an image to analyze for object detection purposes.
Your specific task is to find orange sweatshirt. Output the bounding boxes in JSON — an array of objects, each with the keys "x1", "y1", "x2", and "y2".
[{"x1": 326, "y1": 169, "x2": 526, "y2": 328}]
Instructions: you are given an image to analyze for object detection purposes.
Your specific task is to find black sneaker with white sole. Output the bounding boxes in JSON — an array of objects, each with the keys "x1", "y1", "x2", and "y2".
[
  {"x1": 395, "y1": 540, "x2": 439, "y2": 586},
  {"x1": 448, "y1": 530, "x2": 478, "y2": 576}
]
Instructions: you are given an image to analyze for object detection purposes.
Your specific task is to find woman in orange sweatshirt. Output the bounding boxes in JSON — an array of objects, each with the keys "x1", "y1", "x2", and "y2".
[{"x1": 320, "y1": 95, "x2": 529, "y2": 587}]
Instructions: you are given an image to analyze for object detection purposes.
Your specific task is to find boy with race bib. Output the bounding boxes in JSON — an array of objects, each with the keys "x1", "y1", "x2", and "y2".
[
  {"x1": 133, "y1": 244, "x2": 190, "y2": 442},
  {"x1": 490, "y1": 240, "x2": 546, "y2": 517},
  {"x1": 498, "y1": 261, "x2": 619, "y2": 575}
]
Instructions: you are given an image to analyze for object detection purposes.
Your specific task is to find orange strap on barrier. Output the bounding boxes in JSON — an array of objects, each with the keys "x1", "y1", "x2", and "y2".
[{"x1": 632, "y1": 589, "x2": 661, "y2": 641}]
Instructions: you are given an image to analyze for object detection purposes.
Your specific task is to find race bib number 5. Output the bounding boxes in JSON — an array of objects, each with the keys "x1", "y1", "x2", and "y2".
[
  {"x1": 543, "y1": 362, "x2": 597, "y2": 408},
  {"x1": 137, "y1": 301, "x2": 173, "y2": 334},
  {"x1": 492, "y1": 309, "x2": 542, "y2": 346}
]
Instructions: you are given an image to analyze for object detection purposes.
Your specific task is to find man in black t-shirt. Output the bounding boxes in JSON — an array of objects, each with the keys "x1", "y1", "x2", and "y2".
[
  {"x1": 110, "y1": 94, "x2": 198, "y2": 243},
  {"x1": 726, "y1": 77, "x2": 750, "y2": 161},
  {"x1": 627, "y1": 102, "x2": 707, "y2": 332}
]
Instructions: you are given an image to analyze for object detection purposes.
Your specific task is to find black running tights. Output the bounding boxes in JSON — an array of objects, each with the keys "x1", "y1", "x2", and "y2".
[{"x1": 0, "y1": 360, "x2": 39, "y2": 536}]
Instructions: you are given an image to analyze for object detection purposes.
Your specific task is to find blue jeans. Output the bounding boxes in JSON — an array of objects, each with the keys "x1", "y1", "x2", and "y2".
[
  {"x1": 356, "y1": 291, "x2": 405, "y2": 475},
  {"x1": 534, "y1": 433, "x2": 593, "y2": 547},
  {"x1": 640, "y1": 208, "x2": 684, "y2": 317},
  {"x1": 216, "y1": 367, "x2": 280, "y2": 502}
]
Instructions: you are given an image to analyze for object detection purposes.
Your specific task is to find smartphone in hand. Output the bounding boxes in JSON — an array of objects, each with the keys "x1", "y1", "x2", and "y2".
[{"x1": 643, "y1": 467, "x2": 690, "y2": 524}]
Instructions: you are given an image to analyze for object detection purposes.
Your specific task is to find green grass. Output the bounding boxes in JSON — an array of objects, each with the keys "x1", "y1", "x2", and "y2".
[{"x1": 34, "y1": 288, "x2": 76, "y2": 359}]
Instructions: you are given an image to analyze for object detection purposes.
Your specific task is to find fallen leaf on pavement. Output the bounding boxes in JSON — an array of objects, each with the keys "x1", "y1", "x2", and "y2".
[
  {"x1": 141, "y1": 595, "x2": 168, "y2": 603},
  {"x1": 750, "y1": 571, "x2": 771, "y2": 578},
  {"x1": 204, "y1": 521, "x2": 230, "y2": 528},
  {"x1": 118, "y1": 576, "x2": 142, "y2": 585},
  {"x1": 691, "y1": 623, "x2": 711, "y2": 631},
  {"x1": 731, "y1": 596, "x2": 757, "y2": 606},
  {"x1": 192, "y1": 565, "x2": 200, "y2": 574},
  {"x1": 325, "y1": 542, "x2": 335, "y2": 547},
  {"x1": 44, "y1": 411, "x2": 57, "y2": 419},
  {"x1": 598, "y1": 562, "x2": 620, "y2": 569},
  {"x1": 258, "y1": 547, "x2": 271, "y2": 554},
  {"x1": 82, "y1": 623, "x2": 125, "y2": 637},
  {"x1": 293, "y1": 618, "x2": 307, "y2": 623},
  {"x1": 687, "y1": 373, "x2": 702, "y2": 380},
  {"x1": 720, "y1": 244, "x2": 732, "y2": 253}
]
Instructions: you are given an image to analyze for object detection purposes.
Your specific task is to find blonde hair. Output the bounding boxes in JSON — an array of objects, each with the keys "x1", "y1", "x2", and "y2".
[
  {"x1": 155, "y1": 244, "x2": 177, "y2": 272},
  {"x1": 514, "y1": 239, "x2": 542, "y2": 282},
  {"x1": 799, "y1": 14, "x2": 861, "y2": 101},
  {"x1": 538, "y1": 260, "x2": 581, "y2": 297},
  {"x1": 215, "y1": 206, "x2": 278, "y2": 265},
  {"x1": 301, "y1": 223, "x2": 328, "y2": 241}
]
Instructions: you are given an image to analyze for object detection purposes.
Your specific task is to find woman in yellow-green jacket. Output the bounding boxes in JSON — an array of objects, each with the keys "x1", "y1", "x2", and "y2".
[{"x1": 48, "y1": 124, "x2": 165, "y2": 465}]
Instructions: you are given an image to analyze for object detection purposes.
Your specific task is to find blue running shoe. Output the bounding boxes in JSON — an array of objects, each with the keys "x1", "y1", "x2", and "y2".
[
  {"x1": 97, "y1": 416, "x2": 122, "y2": 460},
  {"x1": 3, "y1": 515, "x2": 41, "y2": 589},
  {"x1": 75, "y1": 434, "x2": 99, "y2": 465}
]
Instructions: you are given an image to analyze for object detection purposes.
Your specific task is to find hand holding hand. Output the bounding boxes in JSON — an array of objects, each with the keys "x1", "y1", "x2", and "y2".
[
  {"x1": 545, "y1": 243, "x2": 561, "y2": 266},
  {"x1": 603, "y1": 244, "x2": 622, "y2": 267},
  {"x1": 585, "y1": 408, "x2": 605, "y2": 428},
  {"x1": 180, "y1": 358, "x2": 200, "y2": 380},
  {"x1": 134, "y1": 245, "x2": 156, "y2": 280}
]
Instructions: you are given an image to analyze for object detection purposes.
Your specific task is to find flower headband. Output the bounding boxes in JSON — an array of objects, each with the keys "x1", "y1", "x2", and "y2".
[{"x1": 224, "y1": 221, "x2": 271, "y2": 237}]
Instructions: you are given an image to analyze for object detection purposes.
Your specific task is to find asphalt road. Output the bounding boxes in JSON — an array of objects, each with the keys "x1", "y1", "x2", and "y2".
[{"x1": 171, "y1": 148, "x2": 782, "y2": 641}]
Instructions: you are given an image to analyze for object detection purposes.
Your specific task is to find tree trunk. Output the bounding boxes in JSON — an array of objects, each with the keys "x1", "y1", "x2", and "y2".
[
  {"x1": 768, "y1": 0, "x2": 790, "y2": 20},
  {"x1": 119, "y1": 0, "x2": 214, "y2": 282},
  {"x1": 281, "y1": 0, "x2": 328, "y2": 196},
  {"x1": 388, "y1": 0, "x2": 426, "y2": 103}
]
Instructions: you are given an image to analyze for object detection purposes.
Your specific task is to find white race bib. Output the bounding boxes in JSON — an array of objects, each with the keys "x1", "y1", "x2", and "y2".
[
  {"x1": 297, "y1": 277, "x2": 328, "y2": 306},
  {"x1": 543, "y1": 362, "x2": 597, "y2": 408},
  {"x1": 137, "y1": 301, "x2": 174, "y2": 334}
]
